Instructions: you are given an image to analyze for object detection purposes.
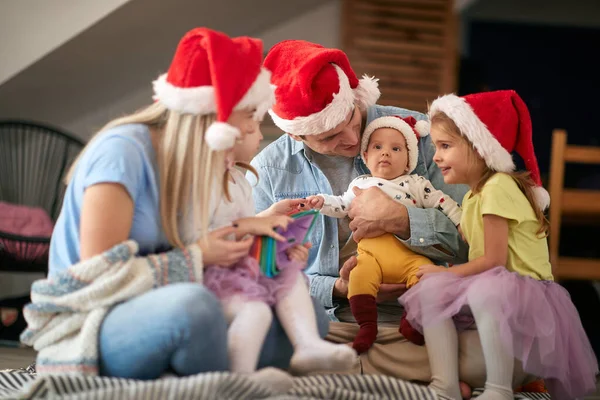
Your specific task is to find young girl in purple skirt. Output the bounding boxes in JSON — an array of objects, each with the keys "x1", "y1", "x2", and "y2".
[
  {"x1": 400, "y1": 90, "x2": 598, "y2": 400},
  {"x1": 191, "y1": 96, "x2": 357, "y2": 378}
]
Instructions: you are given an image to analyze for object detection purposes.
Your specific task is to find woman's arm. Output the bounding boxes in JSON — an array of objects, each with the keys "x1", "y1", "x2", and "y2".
[{"x1": 80, "y1": 183, "x2": 134, "y2": 261}]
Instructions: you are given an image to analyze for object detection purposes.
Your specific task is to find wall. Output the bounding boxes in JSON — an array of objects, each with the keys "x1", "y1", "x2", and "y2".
[
  {"x1": 0, "y1": 0, "x2": 130, "y2": 86},
  {"x1": 0, "y1": 0, "x2": 340, "y2": 297},
  {"x1": 65, "y1": 0, "x2": 341, "y2": 140},
  {"x1": 460, "y1": 0, "x2": 600, "y2": 56}
]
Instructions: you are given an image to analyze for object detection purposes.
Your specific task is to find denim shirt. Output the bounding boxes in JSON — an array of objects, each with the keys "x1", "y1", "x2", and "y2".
[{"x1": 249, "y1": 105, "x2": 469, "y2": 320}]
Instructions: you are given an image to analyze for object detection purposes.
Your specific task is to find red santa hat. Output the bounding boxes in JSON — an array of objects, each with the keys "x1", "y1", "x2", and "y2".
[
  {"x1": 428, "y1": 90, "x2": 550, "y2": 210},
  {"x1": 361, "y1": 116, "x2": 429, "y2": 173},
  {"x1": 264, "y1": 40, "x2": 380, "y2": 136},
  {"x1": 152, "y1": 27, "x2": 275, "y2": 150}
]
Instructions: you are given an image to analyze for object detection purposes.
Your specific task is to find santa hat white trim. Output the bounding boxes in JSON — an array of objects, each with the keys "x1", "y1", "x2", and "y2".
[
  {"x1": 429, "y1": 94, "x2": 515, "y2": 173},
  {"x1": 205, "y1": 122, "x2": 240, "y2": 151},
  {"x1": 268, "y1": 65, "x2": 380, "y2": 135},
  {"x1": 361, "y1": 116, "x2": 428, "y2": 173},
  {"x1": 235, "y1": 68, "x2": 276, "y2": 121},
  {"x1": 152, "y1": 74, "x2": 216, "y2": 115},
  {"x1": 152, "y1": 67, "x2": 275, "y2": 121}
]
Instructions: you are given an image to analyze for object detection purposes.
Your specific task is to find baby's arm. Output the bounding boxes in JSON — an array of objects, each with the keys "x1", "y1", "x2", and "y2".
[
  {"x1": 411, "y1": 176, "x2": 462, "y2": 226},
  {"x1": 309, "y1": 190, "x2": 354, "y2": 218}
]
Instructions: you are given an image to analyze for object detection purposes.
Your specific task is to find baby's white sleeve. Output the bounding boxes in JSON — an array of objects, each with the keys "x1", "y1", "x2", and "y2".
[
  {"x1": 319, "y1": 188, "x2": 355, "y2": 218},
  {"x1": 411, "y1": 176, "x2": 462, "y2": 226}
]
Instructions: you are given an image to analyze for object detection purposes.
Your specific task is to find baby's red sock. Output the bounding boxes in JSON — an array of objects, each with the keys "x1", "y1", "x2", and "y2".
[{"x1": 349, "y1": 294, "x2": 378, "y2": 354}]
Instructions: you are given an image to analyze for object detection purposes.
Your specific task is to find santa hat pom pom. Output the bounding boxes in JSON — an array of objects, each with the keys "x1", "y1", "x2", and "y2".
[
  {"x1": 205, "y1": 122, "x2": 241, "y2": 151},
  {"x1": 533, "y1": 186, "x2": 550, "y2": 212},
  {"x1": 414, "y1": 120, "x2": 430, "y2": 137},
  {"x1": 354, "y1": 75, "x2": 380, "y2": 110}
]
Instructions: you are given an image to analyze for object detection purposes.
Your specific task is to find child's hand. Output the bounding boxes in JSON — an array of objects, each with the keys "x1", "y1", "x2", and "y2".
[
  {"x1": 261, "y1": 199, "x2": 305, "y2": 217},
  {"x1": 416, "y1": 264, "x2": 448, "y2": 278},
  {"x1": 305, "y1": 195, "x2": 325, "y2": 210},
  {"x1": 236, "y1": 215, "x2": 293, "y2": 241},
  {"x1": 286, "y1": 242, "x2": 312, "y2": 263}
]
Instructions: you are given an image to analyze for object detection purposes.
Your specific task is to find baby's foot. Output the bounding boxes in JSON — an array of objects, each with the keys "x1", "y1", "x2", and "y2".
[
  {"x1": 248, "y1": 367, "x2": 294, "y2": 394},
  {"x1": 352, "y1": 325, "x2": 377, "y2": 354},
  {"x1": 290, "y1": 340, "x2": 357, "y2": 375}
]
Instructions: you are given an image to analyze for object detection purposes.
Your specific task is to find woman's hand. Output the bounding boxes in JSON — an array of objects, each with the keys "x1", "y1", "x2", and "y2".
[
  {"x1": 286, "y1": 242, "x2": 312, "y2": 263},
  {"x1": 198, "y1": 226, "x2": 253, "y2": 267},
  {"x1": 236, "y1": 215, "x2": 293, "y2": 241}
]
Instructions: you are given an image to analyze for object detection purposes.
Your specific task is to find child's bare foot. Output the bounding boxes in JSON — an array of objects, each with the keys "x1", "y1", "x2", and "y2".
[
  {"x1": 290, "y1": 341, "x2": 357, "y2": 375},
  {"x1": 459, "y1": 381, "x2": 472, "y2": 399}
]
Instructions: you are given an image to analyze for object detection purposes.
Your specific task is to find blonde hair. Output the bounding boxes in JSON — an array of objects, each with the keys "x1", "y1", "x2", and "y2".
[
  {"x1": 220, "y1": 161, "x2": 259, "y2": 203},
  {"x1": 430, "y1": 112, "x2": 549, "y2": 237},
  {"x1": 65, "y1": 102, "x2": 227, "y2": 248}
]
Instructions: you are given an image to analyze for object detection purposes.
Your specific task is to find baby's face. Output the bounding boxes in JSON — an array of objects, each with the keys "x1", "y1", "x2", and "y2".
[{"x1": 363, "y1": 128, "x2": 409, "y2": 180}]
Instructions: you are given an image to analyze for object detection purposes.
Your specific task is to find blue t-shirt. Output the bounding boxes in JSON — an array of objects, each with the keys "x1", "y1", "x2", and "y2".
[{"x1": 49, "y1": 124, "x2": 170, "y2": 276}]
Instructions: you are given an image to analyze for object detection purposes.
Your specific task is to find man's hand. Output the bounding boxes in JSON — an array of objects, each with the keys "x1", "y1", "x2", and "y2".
[
  {"x1": 333, "y1": 256, "x2": 355, "y2": 298},
  {"x1": 348, "y1": 187, "x2": 410, "y2": 242},
  {"x1": 333, "y1": 255, "x2": 408, "y2": 302}
]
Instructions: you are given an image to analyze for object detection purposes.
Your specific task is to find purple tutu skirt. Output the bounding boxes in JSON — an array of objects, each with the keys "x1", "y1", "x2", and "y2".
[
  {"x1": 204, "y1": 256, "x2": 304, "y2": 306},
  {"x1": 399, "y1": 266, "x2": 598, "y2": 399}
]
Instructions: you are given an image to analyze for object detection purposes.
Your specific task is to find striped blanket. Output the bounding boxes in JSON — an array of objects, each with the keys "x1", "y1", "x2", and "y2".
[
  {"x1": 0, "y1": 367, "x2": 552, "y2": 400},
  {"x1": 19, "y1": 241, "x2": 203, "y2": 375}
]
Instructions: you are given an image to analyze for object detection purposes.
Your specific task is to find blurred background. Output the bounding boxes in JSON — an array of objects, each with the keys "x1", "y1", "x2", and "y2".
[{"x1": 0, "y1": 0, "x2": 599, "y2": 373}]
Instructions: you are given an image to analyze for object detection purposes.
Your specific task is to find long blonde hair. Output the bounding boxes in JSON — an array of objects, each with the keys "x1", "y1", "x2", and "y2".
[
  {"x1": 431, "y1": 112, "x2": 549, "y2": 237},
  {"x1": 65, "y1": 102, "x2": 227, "y2": 248}
]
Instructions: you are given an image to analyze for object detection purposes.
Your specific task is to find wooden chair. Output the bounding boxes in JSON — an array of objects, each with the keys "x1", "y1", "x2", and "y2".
[{"x1": 549, "y1": 129, "x2": 600, "y2": 280}]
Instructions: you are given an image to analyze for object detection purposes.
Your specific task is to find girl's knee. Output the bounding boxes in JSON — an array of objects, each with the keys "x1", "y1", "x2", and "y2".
[
  {"x1": 244, "y1": 301, "x2": 273, "y2": 324},
  {"x1": 466, "y1": 283, "x2": 502, "y2": 311}
]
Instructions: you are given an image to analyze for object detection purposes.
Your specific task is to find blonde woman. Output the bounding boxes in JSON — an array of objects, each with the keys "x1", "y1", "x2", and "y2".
[{"x1": 47, "y1": 28, "x2": 329, "y2": 380}]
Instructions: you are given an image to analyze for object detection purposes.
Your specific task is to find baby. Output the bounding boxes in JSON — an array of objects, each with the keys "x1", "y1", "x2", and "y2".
[{"x1": 306, "y1": 116, "x2": 462, "y2": 353}]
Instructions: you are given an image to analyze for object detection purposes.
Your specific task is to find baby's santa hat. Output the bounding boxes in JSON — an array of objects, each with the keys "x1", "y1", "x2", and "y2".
[
  {"x1": 264, "y1": 40, "x2": 380, "y2": 135},
  {"x1": 152, "y1": 27, "x2": 275, "y2": 150},
  {"x1": 428, "y1": 90, "x2": 550, "y2": 211},
  {"x1": 361, "y1": 116, "x2": 429, "y2": 173}
]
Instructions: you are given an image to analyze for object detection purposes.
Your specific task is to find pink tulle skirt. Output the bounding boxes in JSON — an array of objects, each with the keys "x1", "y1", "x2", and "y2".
[
  {"x1": 203, "y1": 256, "x2": 303, "y2": 306},
  {"x1": 399, "y1": 266, "x2": 598, "y2": 399}
]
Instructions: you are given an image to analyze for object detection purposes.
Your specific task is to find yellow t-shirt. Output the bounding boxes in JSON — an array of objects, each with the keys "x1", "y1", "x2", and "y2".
[{"x1": 461, "y1": 173, "x2": 553, "y2": 281}]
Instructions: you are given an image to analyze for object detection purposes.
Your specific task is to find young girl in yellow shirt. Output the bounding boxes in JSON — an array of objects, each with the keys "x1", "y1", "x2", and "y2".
[{"x1": 400, "y1": 90, "x2": 598, "y2": 400}]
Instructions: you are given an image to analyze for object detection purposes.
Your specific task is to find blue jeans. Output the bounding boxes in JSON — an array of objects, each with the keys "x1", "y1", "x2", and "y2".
[{"x1": 98, "y1": 283, "x2": 330, "y2": 379}]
